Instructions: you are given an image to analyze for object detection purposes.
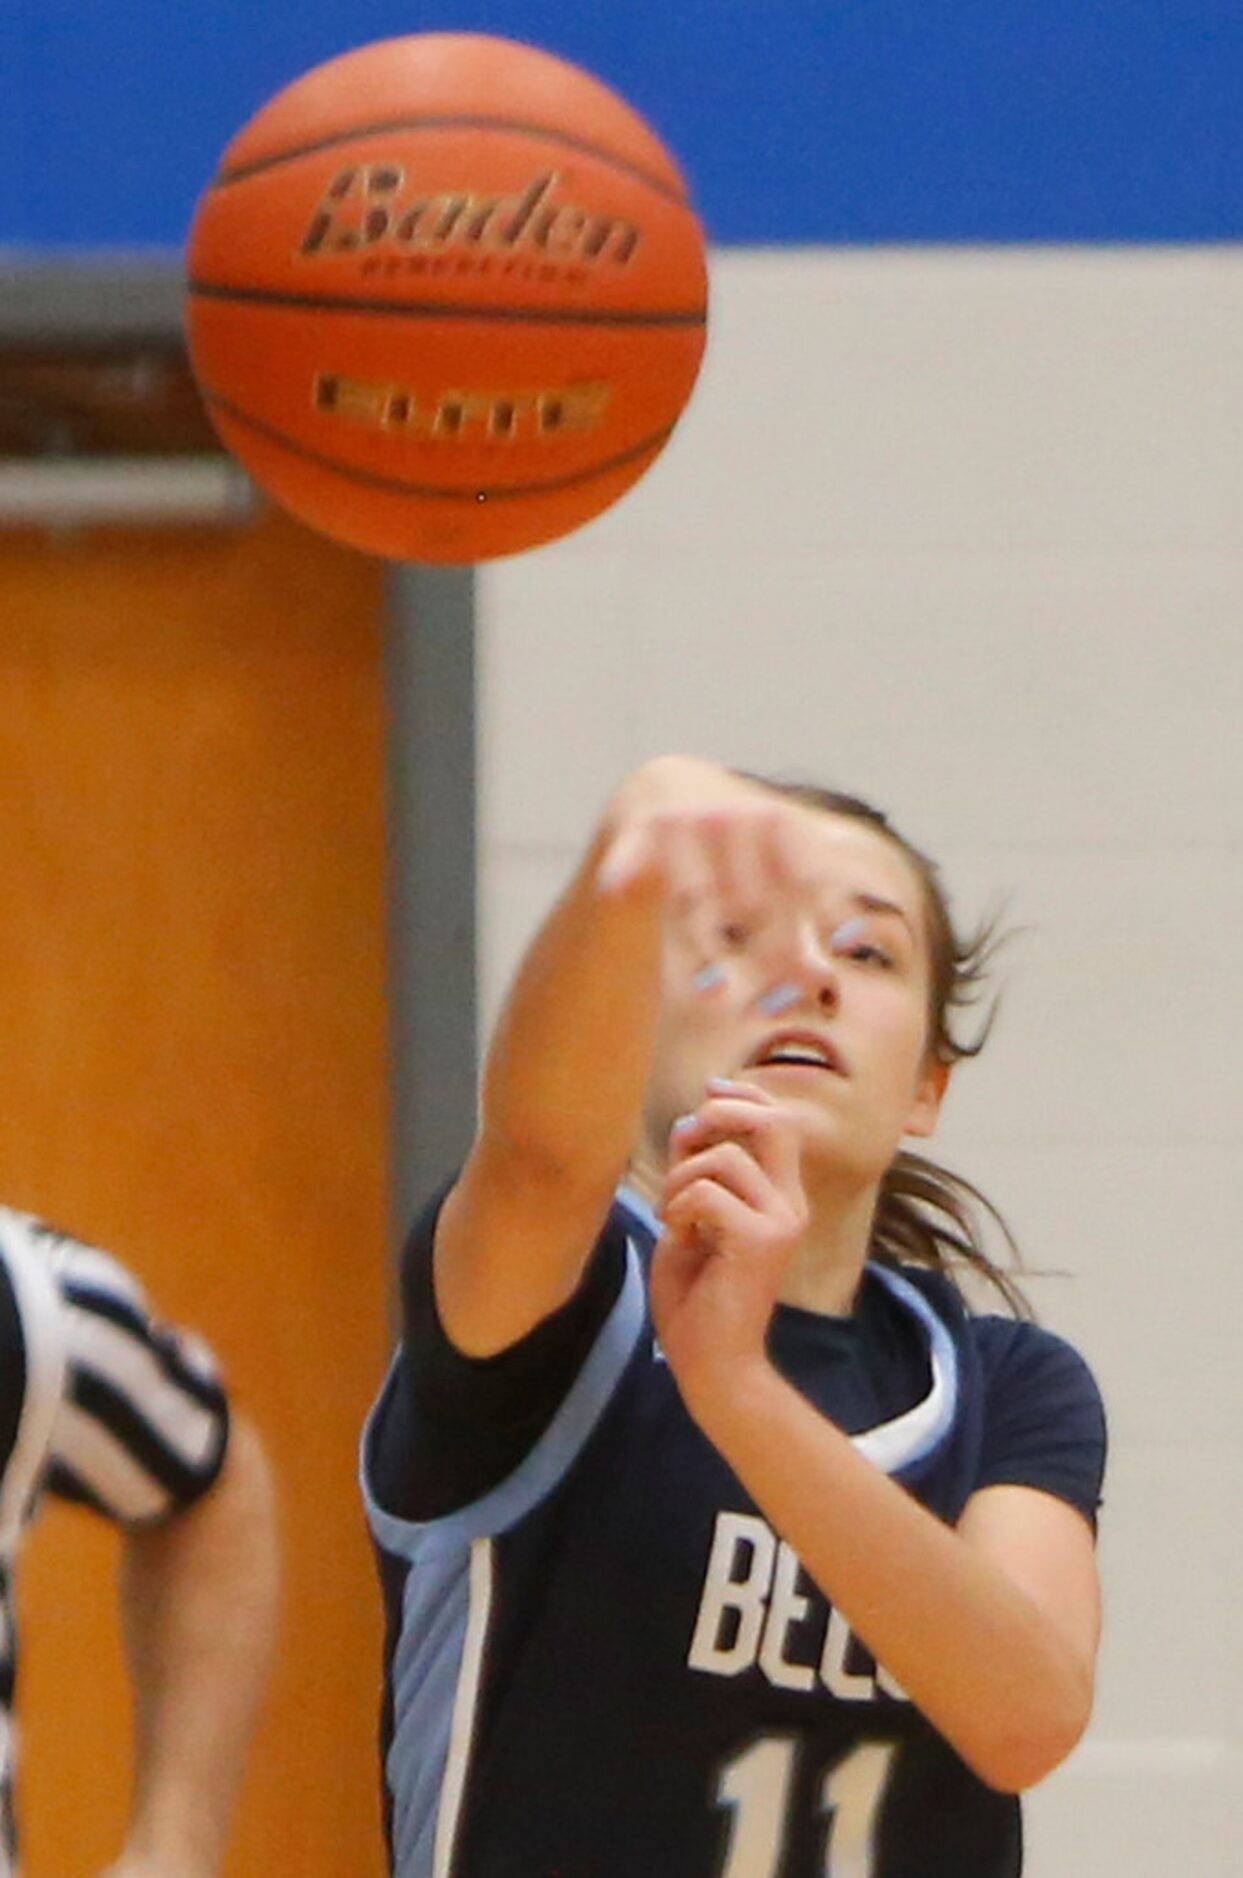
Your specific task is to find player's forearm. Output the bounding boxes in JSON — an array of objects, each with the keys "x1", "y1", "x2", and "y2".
[
  {"x1": 695, "y1": 1362, "x2": 1093, "y2": 1793},
  {"x1": 480, "y1": 757, "x2": 746, "y2": 1185},
  {"x1": 116, "y1": 1415, "x2": 279, "y2": 1874},
  {"x1": 479, "y1": 823, "x2": 664, "y2": 1189}
]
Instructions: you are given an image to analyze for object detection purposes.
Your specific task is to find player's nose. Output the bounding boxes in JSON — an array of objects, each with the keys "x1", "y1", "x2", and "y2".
[{"x1": 757, "y1": 917, "x2": 840, "y2": 1015}]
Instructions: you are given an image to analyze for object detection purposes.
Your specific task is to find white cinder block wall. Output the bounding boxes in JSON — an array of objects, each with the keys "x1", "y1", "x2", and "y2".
[{"x1": 477, "y1": 246, "x2": 1243, "y2": 1874}]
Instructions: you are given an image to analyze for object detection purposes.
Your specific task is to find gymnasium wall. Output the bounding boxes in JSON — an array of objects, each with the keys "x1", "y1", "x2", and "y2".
[{"x1": 5, "y1": 6, "x2": 1241, "y2": 1876}]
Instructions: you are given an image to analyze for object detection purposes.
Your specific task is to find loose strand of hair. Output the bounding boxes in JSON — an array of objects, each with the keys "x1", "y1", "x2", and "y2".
[{"x1": 873, "y1": 1150, "x2": 1034, "y2": 1319}]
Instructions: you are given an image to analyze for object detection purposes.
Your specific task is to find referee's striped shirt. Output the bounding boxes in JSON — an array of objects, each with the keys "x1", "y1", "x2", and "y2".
[{"x1": 0, "y1": 1206, "x2": 230, "y2": 1873}]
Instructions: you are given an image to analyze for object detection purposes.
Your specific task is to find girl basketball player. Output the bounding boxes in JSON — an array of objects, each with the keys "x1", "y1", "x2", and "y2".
[{"x1": 363, "y1": 754, "x2": 1105, "y2": 1878}]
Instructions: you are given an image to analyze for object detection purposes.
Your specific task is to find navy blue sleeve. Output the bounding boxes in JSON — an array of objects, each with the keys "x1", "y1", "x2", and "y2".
[
  {"x1": 367, "y1": 1185, "x2": 629, "y2": 1521},
  {"x1": 971, "y1": 1317, "x2": 1107, "y2": 1529}
]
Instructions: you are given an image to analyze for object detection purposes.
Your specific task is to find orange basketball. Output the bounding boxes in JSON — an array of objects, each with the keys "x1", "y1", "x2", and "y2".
[{"x1": 184, "y1": 33, "x2": 708, "y2": 562}]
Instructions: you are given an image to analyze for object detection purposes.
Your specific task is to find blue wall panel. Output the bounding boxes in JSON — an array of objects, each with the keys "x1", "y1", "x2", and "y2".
[{"x1": 1, "y1": 2, "x2": 1240, "y2": 250}]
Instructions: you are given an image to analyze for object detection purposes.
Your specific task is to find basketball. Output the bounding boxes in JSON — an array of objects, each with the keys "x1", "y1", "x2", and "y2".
[{"x1": 184, "y1": 33, "x2": 708, "y2": 562}]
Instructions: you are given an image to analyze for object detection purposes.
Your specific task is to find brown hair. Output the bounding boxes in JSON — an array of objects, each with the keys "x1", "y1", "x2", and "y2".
[{"x1": 742, "y1": 774, "x2": 1031, "y2": 1318}]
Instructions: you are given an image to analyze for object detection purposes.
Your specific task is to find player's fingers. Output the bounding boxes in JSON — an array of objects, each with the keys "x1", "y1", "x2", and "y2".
[
  {"x1": 663, "y1": 1139, "x2": 776, "y2": 1215},
  {"x1": 650, "y1": 1220, "x2": 707, "y2": 1288},
  {"x1": 648, "y1": 1223, "x2": 713, "y2": 1342},
  {"x1": 701, "y1": 805, "x2": 781, "y2": 934},
  {"x1": 596, "y1": 817, "x2": 658, "y2": 894},
  {"x1": 764, "y1": 797, "x2": 834, "y2": 900},
  {"x1": 655, "y1": 811, "x2": 724, "y2": 944},
  {"x1": 663, "y1": 1175, "x2": 794, "y2": 1257},
  {"x1": 670, "y1": 1082, "x2": 803, "y2": 1194},
  {"x1": 667, "y1": 1099, "x2": 771, "y2": 1172},
  {"x1": 683, "y1": 812, "x2": 774, "y2": 962}
]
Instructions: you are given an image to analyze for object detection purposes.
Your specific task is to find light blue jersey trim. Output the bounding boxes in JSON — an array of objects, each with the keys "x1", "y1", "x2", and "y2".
[
  {"x1": 385, "y1": 1545, "x2": 475, "y2": 1878},
  {"x1": 615, "y1": 1182, "x2": 661, "y2": 1242},
  {"x1": 361, "y1": 1234, "x2": 647, "y2": 1563},
  {"x1": 615, "y1": 1186, "x2": 957, "y2": 1477},
  {"x1": 362, "y1": 1231, "x2": 647, "y2": 1878}
]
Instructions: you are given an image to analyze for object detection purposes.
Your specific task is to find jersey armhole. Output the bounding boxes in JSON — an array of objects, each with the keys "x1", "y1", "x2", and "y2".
[{"x1": 363, "y1": 1235, "x2": 648, "y2": 1563}]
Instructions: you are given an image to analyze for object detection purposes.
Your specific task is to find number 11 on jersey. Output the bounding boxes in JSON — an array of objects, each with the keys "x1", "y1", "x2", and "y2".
[{"x1": 717, "y1": 1737, "x2": 898, "y2": 1878}]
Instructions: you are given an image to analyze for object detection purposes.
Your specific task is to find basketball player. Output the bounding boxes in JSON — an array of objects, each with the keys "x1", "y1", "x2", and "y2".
[
  {"x1": 363, "y1": 754, "x2": 1105, "y2": 1877},
  {"x1": 0, "y1": 1205, "x2": 277, "y2": 1877}
]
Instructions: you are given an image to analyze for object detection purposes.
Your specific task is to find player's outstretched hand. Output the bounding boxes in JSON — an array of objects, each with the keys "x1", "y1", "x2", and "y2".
[
  {"x1": 596, "y1": 759, "x2": 824, "y2": 965},
  {"x1": 649, "y1": 1078, "x2": 808, "y2": 1422}
]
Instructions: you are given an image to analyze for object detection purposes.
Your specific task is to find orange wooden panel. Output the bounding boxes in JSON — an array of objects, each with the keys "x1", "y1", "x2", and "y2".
[{"x1": 0, "y1": 508, "x2": 390, "y2": 1875}]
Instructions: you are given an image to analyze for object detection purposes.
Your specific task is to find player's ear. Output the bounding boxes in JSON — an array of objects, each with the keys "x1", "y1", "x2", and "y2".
[{"x1": 905, "y1": 1056, "x2": 950, "y2": 1139}]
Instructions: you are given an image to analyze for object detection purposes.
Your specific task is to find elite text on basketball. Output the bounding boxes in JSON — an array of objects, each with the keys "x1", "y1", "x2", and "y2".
[{"x1": 313, "y1": 371, "x2": 612, "y2": 442}]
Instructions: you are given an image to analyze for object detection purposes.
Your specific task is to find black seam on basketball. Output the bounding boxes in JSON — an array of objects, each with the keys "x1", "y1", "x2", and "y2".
[
  {"x1": 202, "y1": 386, "x2": 673, "y2": 502},
  {"x1": 186, "y1": 279, "x2": 706, "y2": 328},
  {"x1": 213, "y1": 115, "x2": 690, "y2": 207}
]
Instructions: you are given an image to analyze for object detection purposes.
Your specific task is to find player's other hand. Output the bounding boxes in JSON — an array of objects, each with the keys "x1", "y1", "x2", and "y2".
[{"x1": 649, "y1": 1078, "x2": 807, "y2": 1419}]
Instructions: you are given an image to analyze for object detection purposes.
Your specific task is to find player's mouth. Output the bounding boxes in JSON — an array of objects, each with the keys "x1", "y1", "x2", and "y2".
[{"x1": 745, "y1": 1028, "x2": 846, "y2": 1076}]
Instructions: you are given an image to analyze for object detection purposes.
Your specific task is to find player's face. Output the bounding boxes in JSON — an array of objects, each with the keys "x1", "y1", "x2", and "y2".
[{"x1": 642, "y1": 813, "x2": 948, "y2": 1195}]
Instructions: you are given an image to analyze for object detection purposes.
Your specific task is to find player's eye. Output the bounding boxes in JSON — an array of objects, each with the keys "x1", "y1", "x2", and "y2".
[
  {"x1": 719, "y1": 921, "x2": 752, "y2": 950},
  {"x1": 846, "y1": 940, "x2": 895, "y2": 969},
  {"x1": 829, "y1": 917, "x2": 895, "y2": 969}
]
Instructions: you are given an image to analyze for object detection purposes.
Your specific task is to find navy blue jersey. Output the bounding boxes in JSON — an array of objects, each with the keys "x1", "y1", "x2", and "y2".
[{"x1": 362, "y1": 1187, "x2": 1105, "y2": 1878}]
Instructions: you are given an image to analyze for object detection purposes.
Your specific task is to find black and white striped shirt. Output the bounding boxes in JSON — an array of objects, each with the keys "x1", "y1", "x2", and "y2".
[{"x1": 0, "y1": 1206, "x2": 230, "y2": 1871}]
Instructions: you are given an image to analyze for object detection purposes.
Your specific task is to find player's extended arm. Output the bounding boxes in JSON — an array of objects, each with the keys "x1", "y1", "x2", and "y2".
[
  {"x1": 99, "y1": 1413, "x2": 279, "y2": 1878},
  {"x1": 435, "y1": 754, "x2": 788, "y2": 1356}
]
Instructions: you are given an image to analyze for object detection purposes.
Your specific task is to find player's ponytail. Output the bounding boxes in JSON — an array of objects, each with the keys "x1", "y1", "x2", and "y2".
[{"x1": 741, "y1": 772, "x2": 1031, "y2": 1318}]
